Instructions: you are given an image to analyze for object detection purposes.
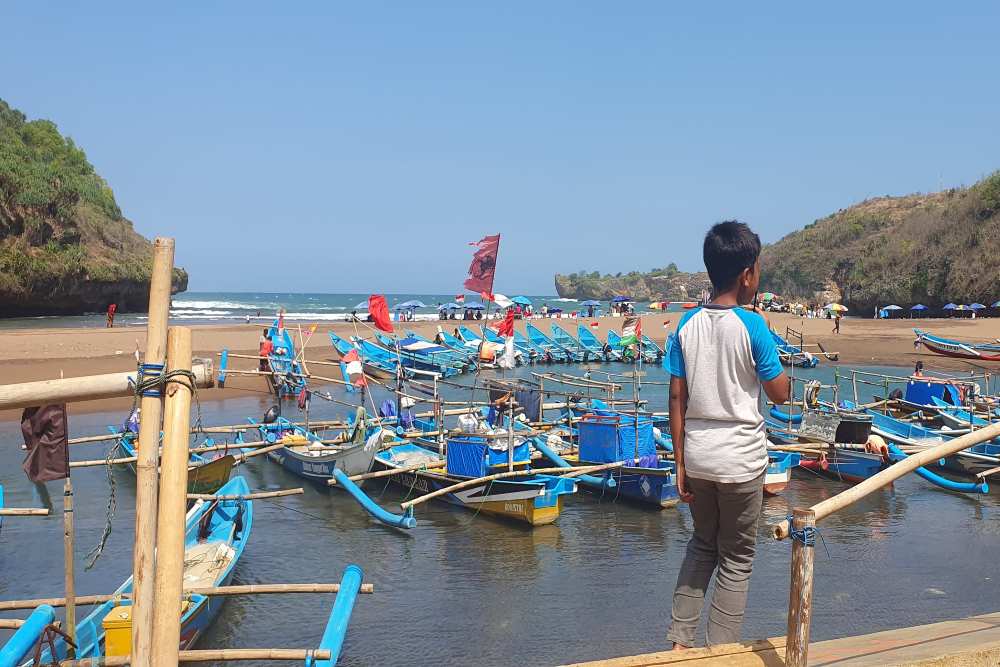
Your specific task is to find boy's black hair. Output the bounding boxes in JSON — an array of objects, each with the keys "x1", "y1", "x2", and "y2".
[{"x1": 703, "y1": 220, "x2": 761, "y2": 291}]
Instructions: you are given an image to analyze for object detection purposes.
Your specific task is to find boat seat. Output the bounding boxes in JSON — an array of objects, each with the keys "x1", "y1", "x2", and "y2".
[{"x1": 182, "y1": 540, "x2": 235, "y2": 591}]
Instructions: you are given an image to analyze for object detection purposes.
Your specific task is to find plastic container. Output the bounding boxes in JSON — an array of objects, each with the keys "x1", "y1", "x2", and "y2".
[{"x1": 102, "y1": 604, "x2": 133, "y2": 657}]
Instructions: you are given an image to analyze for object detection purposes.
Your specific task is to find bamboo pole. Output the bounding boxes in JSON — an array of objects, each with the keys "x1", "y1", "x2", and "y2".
[
  {"x1": 63, "y1": 478, "x2": 76, "y2": 657},
  {"x1": 785, "y1": 508, "x2": 816, "y2": 667},
  {"x1": 0, "y1": 583, "x2": 374, "y2": 611},
  {"x1": 60, "y1": 648, "x2": 333, "y2": 665},
  {"x1": 186, "y1": 488, "x2": 304, "y2": 501},
  {"x1": 327, "y1": 461, "x2": 447, "y2": 485},
  {"x1": 131, "y1": 236, "x2": 173, "y2": 667},
  {"x1": 0, "y1": 362, "x2": 212, "y2": 413},
  {"x1": 399, "y1": 461, "x2": 623, "y2": 509},
  {"x1": 151, "y1": 326, "x2": 194, "y2": 667},
  {"x1": 773, "y1": 420, "x2": 1000, "y2": 540},
  {"x1": 0, "y1": 507, "x2": 49, "y2": 516}
]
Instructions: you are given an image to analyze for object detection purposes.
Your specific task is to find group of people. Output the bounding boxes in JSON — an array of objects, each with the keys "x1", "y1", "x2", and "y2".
[{"x1": 609, "y1": 301, "x2": 634, "y2": 316}]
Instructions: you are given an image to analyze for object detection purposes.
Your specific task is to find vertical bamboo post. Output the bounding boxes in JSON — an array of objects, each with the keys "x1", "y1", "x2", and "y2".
[
  {"x1": 63, "y1": 478, "x2": 76, "y2": 658},
  {"x1": 150, "y1": 327, "x2": 193, "y2": 666},
  {"x1": 785, "y1": 508, "x2": 816, "y2": 667},
  {"x1": 852, "y1": 371, "x2": 859, "y2": 405},
  {"x1": 132, "y1": 237, "x2": 174, "y2": 665}
]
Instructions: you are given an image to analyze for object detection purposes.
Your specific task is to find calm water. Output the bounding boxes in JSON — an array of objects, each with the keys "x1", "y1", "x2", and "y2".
[{"x1": 2, "y1": 363, "x2": 1000, "y2": 666}]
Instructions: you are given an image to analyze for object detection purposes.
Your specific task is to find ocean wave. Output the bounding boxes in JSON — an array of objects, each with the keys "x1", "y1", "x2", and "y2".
[
  {"x1": 553, "y1": 298, "x2": 578, "y2": 302},
  {"x1": 170, "y1": 309, "x2": 233, "y2": 316},
  {"x1": 170, "y1": 300, "x2": 262, "y2": 310}
]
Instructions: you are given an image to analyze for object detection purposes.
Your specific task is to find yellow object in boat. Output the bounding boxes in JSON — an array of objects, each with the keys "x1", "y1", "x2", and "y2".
[{"x1": 102, "y1": 605, "x2": 133, "y2": 657}]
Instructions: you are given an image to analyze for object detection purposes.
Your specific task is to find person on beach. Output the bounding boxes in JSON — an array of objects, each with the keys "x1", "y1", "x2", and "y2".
[
  {"x1": 833, "y1": 312, "x2": 841, "y2": 334},
  {"x1": 666, "y1": 221, "x2": 791, "y2": 649},
  {"x1": 259, "y1": 332, "x2": 273, "y2": 372},
  {"x1": 106, "y1": 303, "x2": 117, "y2": 328}
]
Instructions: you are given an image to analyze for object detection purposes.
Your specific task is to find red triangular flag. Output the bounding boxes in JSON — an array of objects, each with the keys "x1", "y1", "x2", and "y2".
[
  {"x1": 368, "y1": 295, "x2": 394, "y2": 333},
  {"x1": 498, "y1": 309, "x2": 515, "y2": 337}
]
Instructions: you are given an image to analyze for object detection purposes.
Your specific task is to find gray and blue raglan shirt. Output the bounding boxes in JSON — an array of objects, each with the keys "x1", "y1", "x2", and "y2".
[{"x1": 666, "y1": 305, "x2": 783, "y2": 483}]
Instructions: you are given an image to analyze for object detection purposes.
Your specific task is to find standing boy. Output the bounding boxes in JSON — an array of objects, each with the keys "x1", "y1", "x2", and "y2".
[{"x1": 666, "y1": 221, "x2": 791, "y2": 648}]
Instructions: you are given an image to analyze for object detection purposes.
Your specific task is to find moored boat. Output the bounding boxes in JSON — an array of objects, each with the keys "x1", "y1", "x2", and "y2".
[{"x1": 914, "y1": 329, "x2": 1000, "y2": 361}]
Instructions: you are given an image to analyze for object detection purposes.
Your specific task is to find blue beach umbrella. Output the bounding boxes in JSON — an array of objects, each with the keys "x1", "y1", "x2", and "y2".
[
  {"x1": 611, "y1": 295, "x2": 632, "y2": 303},
  {"x1": 353, "y1": 300, "x2": 368, "y2": 310},
  {"x1": 970, "y1": 303, "x2": 987, "y2": 310},
  {"x1": 943, "y1": 303, "x2": 958, "y2": 310},
  {"x1": 464, "y1": 302, "x2": 486, "y2": 310},
  {"x1": 883, "y1": 305, "x2": 903, "y2": 310},
  {"x1": 910, "y1": 304, "x2": 928, "y2": 310},
  {"x1": 437, "y1": 302, "x2": 462, "y2": 311},
  {"x1": 580, "y1": 300, "x2": 601, "y2": 306},
  {"x1": 511, "y1": 296, "x2": 533, "y2": 306},
  {"x1": 394, "y1": 300, "x2": 427, "y2": 309}
]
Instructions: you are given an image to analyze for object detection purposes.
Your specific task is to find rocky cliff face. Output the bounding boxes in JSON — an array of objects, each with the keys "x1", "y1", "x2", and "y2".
[
  {"x1": 0, "y1": 99, "x2": 187, "y2": 317},
  {"x1": 554, "y1": 267, "x2": 711, "y2": 301},
  {"x1": 759, "y1": 171, "x2": 1000, "y2": 312}
]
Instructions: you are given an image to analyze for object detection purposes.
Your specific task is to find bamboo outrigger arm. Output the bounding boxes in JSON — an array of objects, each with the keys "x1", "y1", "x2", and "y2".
[
  {"x1": 0, "y1": 360, "x2": 214, "y2": 412},
  {"x1": 59, "y1": 648, "x2": 333, "y2": 665},
  {"x1": 772, "y1": 420, "x2": 1000, "y2": 540}
]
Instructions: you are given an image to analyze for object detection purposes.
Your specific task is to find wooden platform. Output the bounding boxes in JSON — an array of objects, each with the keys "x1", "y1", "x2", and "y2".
[{"x1": 561, "y1": 612, "x2": 1000, "y2": 666}]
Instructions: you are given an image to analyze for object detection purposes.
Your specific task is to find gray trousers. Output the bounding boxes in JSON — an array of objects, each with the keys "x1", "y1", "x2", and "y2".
[{"x1": 666, "y1": 470, "x2": 765, "y2": 647}]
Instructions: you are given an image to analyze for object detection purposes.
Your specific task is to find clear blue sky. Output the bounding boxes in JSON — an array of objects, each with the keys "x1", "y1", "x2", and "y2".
[{"x1": 3, "y1": 2, "x2": 998, "y2": 294}]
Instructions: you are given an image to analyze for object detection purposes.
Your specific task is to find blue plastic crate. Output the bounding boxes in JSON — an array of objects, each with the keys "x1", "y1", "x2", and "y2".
[
  {"x1": 447, "y1": 435, "x2": 530, "y2": 477},
  {"x1": 579, "y1": 413, "x2": 656, "y2": 464}
]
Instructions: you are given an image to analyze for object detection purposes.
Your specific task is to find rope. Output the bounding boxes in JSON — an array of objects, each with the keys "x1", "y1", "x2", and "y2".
[
  {"x1": 88, "y1": 364, "x2": 204, "y2": 568},
  {"x1": 786, "y1": 514, "x2": 831, "y2": 557}
]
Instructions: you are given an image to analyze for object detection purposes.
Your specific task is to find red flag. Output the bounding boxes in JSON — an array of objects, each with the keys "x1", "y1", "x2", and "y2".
[
  {"x1": 455, "y1": 294, "x2": 465, "y2": 303},
  {"x1": 480, "y1": 291, "x2": 494, "y2": 302},
  {"x1": 498, "y1": 309, "x2": 515, "y2": 337},
  {"x1": 464, "y1": 234, "x2": 500, "y2": 294},
  {"x1": 590, "y1": 321, "x2": 600, "y2": 328},
  {"x1": 368, "y1": 294, "x2": 394, "y2": 333}
]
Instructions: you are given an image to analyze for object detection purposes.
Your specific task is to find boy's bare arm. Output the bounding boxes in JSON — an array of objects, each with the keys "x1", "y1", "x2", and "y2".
[
  {"x1": 670, "y1": 375, "x2": 694, "y2": 502},
  {"x1": 762, "y1": 372, "x2": 791, "y2": 404}
]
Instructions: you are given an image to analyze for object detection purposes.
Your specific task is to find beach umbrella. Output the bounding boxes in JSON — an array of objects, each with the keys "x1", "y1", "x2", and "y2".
[
  {"x1": 824, "y1": 303, "x2": 848, "y2": 312},
  {"x1": 579, "y1": 299, "x2": 601, "y2": 306},
  {"x1": 992, "y1": 301, "x2": 1000, "y2": 308},
  {"x1": 760, "y1": 292, "x2": 777, "y2": 302},
  {"x1": 883, "y1": 305, "x2": 903, "y2": 310},
  {"x1": 943, "y1": 303, "x2": 958, "y2": 310},
  {"x1": 394, "y1": 300, "x2": 427, "y2": 309},
  {"x1": 437, "y1": 302, "x2": 461, "y2": 311},
  {"x1": 353, "y1": 300, "x2": 368, "y2": 310},
  {"x1": 464, "y1": 302, "x2": 486, "y2": 310},
  {"x1": 970, "y1": 303, "x2": 987, "y2": 310},
  {"x1": 511, "y1": 296, "x2": 533, "y2": 306},
  {"x1": 910, "y1": 304, "x2": 928, "y2": 310},
  {"x1": 611, "y1": 296, "x2": 632, "y2": 303},
  {"x1": 548, "y1": 307, "x2": 563, "y2": 313},
  {"x1": 649, "y1": 301, "x2": 665, "y2": 310},
  {"x1": 492, "y1": 293, "x2": 514, "y2": 308}
]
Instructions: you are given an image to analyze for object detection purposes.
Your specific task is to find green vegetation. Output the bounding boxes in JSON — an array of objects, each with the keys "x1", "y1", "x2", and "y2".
[
  {"x1": 0, "y1": 99, "x2": 186, "y2": 316},
  {"x1": 760, "y1": 171, "x2": 1000, "y2": 310},
  {"x1": 555, "y1": 265, "x2": 710, "y2": 301}
]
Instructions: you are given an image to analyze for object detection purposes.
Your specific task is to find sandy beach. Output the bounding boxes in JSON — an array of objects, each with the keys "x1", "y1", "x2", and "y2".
[{"x1": 0, "y1": 312, "x2": 996, "y2": 420}]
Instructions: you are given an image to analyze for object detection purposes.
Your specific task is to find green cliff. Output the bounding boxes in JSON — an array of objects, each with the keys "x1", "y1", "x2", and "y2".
[
  {"x1": 759, "y1": 172, "x2": 1000, "y2": 312},
  {"x1": 0, "y1": 99, "x2": 186, "y2": 317},
  {"x1": 554, "y1": 264, "x2": 712, "y2": 301}
]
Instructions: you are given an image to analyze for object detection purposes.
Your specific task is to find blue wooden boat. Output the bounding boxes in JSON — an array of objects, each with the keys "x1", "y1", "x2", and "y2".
[
  {"x1": 254, "y1": 414, "x2": 378, "y2": 484},
  {"x1": 549, "y1": 323, "x2": 588, "y2": 362},
  {"x1": 410, "y1": 330, "x2": 478, "y2": 363},
  {"x1": 26, "y1": 476, "x2": 253, "y2": 664},
  {"x1": 577, "y1": 325, "x2": 618, "y2": 361},
  {"x1": 770, "y1": 330, "x2": 818, "y2": 368},
  {"x1": 373, "y1": 331, "x2": 469, "y2": 375},
  {"x1": 328, "y1": 331, "x2": 397, "y2": 380},
  {"x1": 641, "y1": 335, "x2": 665, "y2": 362},
  {"x1": 437, "y1": 328, "x2": 481, "y2": 357},
  {"x1": 513, "y1": 329, "x2": 546, "y2": 361},
  {"x1": 607, "y1": 329, "x2": 656, "y2": 363},
  {"x1": 263, "y1": 319, "x2": 308, "y2": 398},
  {"x1": 525, "y1": 323, "x2": 571, "y2": 362},
  {"x1": 112, "y1": 429, "x2": 235, "y2": 496},
  {"x1": 373, "y1": 438, "x2": 577, "y2": 526},
  {"x1": 914, "y1": 329, "x2": 1000, "y2": 361}
]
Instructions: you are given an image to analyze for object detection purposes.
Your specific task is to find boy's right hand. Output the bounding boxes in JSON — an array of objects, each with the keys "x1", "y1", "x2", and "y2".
[{"x1": 676, "y1": 464, "x2": 694, "y2": 503}]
